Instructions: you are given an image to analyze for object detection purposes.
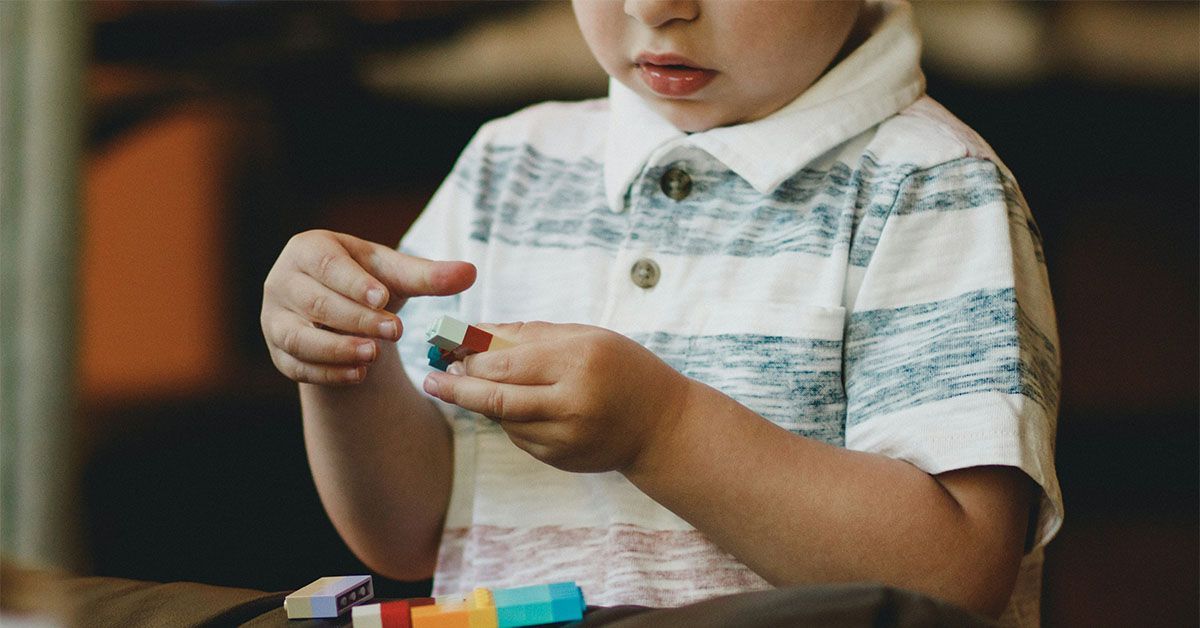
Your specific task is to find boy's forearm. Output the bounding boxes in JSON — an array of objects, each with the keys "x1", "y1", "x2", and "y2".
[
  {"x1": 623, "y1": 380, "x2": 1030, "y2": 618},
  {"x1": 300, "y1": 345, "x2": 452, "y2": 581}
]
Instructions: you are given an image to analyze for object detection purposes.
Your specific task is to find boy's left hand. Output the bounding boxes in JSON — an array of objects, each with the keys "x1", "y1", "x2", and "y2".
[{"x1": 422, "y1": 322, "x2": 691, "y2": 474}]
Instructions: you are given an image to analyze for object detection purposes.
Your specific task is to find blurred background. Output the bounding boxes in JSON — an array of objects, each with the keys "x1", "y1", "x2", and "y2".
[{"x1": 1, "y1": 1, "x2": 1196, "y2": 626}]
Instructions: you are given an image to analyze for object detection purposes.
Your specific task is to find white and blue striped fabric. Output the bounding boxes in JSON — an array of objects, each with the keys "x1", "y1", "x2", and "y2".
[{"x1": 394, "y1": 2, "x2": 1060, "y2": 626}]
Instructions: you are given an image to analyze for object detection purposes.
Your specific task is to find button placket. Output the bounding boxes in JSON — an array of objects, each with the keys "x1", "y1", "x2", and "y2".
[
  {"x1": 617, "y1": 155, "x2": 695, "y2": 296},
  {"x1": 626, "y1": 175, "x2": 664, "y2": 290}
]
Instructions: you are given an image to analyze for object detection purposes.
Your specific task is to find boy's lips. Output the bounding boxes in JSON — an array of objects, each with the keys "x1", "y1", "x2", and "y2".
[{"x1": 635, "y1": 53, "x2": 716, "y2": 97}]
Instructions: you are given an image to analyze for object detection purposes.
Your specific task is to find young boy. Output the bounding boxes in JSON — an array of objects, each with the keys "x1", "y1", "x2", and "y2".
[{"x1": 260, "y1": 1, "x2": 1062, "y2": 625}]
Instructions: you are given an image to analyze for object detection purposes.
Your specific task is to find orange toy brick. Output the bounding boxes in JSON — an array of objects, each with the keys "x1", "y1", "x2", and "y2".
[{"x1": 410, "y1": 588, "x2": 497, "y2": 628}]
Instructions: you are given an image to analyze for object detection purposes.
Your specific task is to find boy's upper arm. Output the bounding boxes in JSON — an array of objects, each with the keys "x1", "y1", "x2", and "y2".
[{"x1": 843, "y1": 156, "x2": 1063, "y2": 553}]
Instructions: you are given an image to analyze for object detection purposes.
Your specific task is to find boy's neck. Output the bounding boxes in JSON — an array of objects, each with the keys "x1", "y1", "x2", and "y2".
[
  {"x1": 672, "y1": 4, "x2": 874, "y2": 139},
  {"x1": 824, "y1": 1, "x2": 878, "y2": 81}
]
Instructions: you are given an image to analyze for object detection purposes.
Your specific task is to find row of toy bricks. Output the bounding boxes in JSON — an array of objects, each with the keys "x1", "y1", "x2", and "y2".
[{"x1": 353, "y1": 581, "x2": 586, "y2": 628}]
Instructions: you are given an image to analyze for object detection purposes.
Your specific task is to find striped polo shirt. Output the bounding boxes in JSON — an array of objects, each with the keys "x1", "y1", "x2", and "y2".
[{"x1": 395, "y1": 2, "x2": 1061, "y2": 626}]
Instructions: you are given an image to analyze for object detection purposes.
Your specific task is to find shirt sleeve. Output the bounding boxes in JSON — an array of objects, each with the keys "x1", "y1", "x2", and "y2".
[{"x1": 843, "y1": 156, "x2": 1063, "y2": 550}]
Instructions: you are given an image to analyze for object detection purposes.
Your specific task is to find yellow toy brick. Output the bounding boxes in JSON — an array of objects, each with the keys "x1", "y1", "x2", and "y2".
[{"x1": 410, "y1": 588, "x2": 497, "y2": 628}]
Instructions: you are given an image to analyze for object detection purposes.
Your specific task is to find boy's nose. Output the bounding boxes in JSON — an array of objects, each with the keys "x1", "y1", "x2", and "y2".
[{"x1": 624, "y1": 0, "x2": 700, "y2": 27}]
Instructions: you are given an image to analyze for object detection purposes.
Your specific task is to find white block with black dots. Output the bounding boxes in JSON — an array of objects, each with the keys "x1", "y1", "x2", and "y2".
[{"x1": 283, "y1": 575, "x2": 373, "y2": 619}]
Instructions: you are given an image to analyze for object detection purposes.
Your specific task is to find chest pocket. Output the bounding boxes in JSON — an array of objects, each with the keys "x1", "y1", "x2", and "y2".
[{"x1": 681, "y1": 301, "x2": 848, "y2": 445}]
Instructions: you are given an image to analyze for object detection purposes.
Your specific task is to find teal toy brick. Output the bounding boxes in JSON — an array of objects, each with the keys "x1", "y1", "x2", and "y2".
[
  {"x1": 492, "y1": 581, "x2": 585, "y2": 627},
  {"x1": 428, "y1": 345, "x2": 451, "y2": 371}
]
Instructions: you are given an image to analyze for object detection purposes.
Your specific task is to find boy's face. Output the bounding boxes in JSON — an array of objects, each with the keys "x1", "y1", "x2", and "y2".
[{"x1": 573, "y1": 0, "x2": 862, "y2": 132}]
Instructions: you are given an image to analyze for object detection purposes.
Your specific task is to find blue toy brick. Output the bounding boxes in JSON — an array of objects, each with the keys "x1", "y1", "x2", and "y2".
[
  {"x1": 546, "y1": 582, "x2": 579, "y2": 601},
  {"x1": 493, "y1": 582, "x2": 584, "y2": 627},
  {"x1": 493, "y1": 583, "x2": 542, "y2": 605},
  {"x1": 496, "y1": 608, "x2": 539, "y2": 627},
  {"x1": 549, "y1": 585, "x2": 585, "y2": 622},
  {"x1": 550, "y1": 596, "x2": 577, "y2": 620},
  {"x1": 495, "y1": 602, "x2": 550, "y2": 627}
]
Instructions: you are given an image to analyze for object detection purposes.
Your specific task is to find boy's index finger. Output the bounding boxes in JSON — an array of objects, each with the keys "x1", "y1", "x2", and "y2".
[
  {"x1": 295, "y1": 235, "x2": 389, "y2": 309},
  {"x1": 346, "y1": 239, "x2": 477, "y2": 301},
  {"x1": 456, "y1": 341, "x2": 564, "y2": 385},
  {"x1": 474, "y1": 321, "x2": 587, "y2": 345}
]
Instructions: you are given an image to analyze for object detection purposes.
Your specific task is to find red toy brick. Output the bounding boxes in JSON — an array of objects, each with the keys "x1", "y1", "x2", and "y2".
[
  {"x1": 461, "y1": 325, "x2": 494, "y2": 353},
  {"x1": 374, "y1": 597, "x2": 435, "y2": 628}
]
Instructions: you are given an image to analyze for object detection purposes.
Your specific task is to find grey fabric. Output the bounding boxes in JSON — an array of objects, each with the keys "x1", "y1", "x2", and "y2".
[{"x1": 55, "y1": 575, "x2": 283, "y2": 627}]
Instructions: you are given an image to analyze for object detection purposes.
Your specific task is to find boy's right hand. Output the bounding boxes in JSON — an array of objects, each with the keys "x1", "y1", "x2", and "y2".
[{"x1": 261, "y1": 229, "x2": 476, "y2": 386}]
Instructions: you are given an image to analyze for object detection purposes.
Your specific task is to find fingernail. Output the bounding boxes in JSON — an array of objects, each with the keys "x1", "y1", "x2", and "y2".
[
  {"x1": 423, "y1": 374, "x2": 440, "y2": 396},
  {"x1": 356, "y1": 343, "x2": 375, "y2": 361},
  {"x1": 378, "y1": 320, "x2": 398, "y2": 339},
  {"x1": 447, "y1": 361, "x2": 464, "y2": 375},
  {"x1": 367, "y1": 288, "x2": 387, "y2": 309}
]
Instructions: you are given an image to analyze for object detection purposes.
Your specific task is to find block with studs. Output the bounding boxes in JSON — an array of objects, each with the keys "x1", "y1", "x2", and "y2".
[{"x1": 283, "y1": 575, "x2": 373, "y2": 619}]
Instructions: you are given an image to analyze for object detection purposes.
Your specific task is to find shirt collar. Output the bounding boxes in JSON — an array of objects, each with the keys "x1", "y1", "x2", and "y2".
[{"x1": 604, "y1": 0, "x2": 925, "y2": 213}]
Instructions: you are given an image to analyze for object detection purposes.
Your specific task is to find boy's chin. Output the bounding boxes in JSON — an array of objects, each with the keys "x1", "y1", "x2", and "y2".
[{"x1": 650, "y1": 100, "x2": 742, "y2": 134}]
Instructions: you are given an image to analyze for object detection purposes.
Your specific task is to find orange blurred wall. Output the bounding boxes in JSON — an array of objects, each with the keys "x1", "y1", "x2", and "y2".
[{"x1": 79, "y1": 104, "x2": 234, "y2": 403}]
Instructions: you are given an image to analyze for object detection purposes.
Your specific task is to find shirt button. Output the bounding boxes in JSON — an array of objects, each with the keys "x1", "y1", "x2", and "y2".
[
  {"x1": 630, "y1": 258, "x2": 661, "y2": 289},
  {"x1": 660, "y1": 167, "x2": 692, "y2": 201}
]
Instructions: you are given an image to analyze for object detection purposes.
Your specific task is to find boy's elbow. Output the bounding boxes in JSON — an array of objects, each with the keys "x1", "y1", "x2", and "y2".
[
  {"x1": 946, "y1": 575, "x2": 1018, "y2": 620},
  {"x1": 361, "y1": 553, "x2": 437, "y2": 584},
  {"x1": 934, "y1": 539, "x2": 1024, "y2": 619},
  {"x1": 930, "y1": 465, "x2": 1035, "y2": 618},
  {"x1": 342, "y1": 533, "x2": 440, "y2": 582}
]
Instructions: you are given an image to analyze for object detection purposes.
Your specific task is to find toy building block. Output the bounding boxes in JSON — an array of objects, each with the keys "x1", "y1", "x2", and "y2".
[
  {"x1": 410, "y1": 588, "x2": 497, "y2": 628},
  {"x1": 284, "y1": 575, "x2": 373, "y2": 619},
  {"x1": 425, "y1": 316, "x2": 515, "y2": 372},
  {"x1": 492, "y1": 582, "x2": 585, "y2": 628},
  {"x1": 428, "y1": 345, "x2": 453, "y2": 371},
  {"x1": 351, "y1": 598, "x2": 435, "y2": 628},
  {"x1": 426, "y1": 316, "x2": 469, "y2": 352}
]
